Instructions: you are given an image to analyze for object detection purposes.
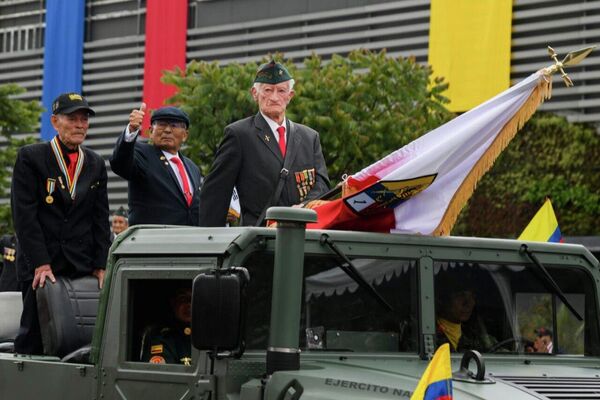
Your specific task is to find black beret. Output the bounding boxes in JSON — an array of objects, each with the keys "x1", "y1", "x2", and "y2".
[
  {"x1": 150, "y1": 106, "x2": 190, "y2": 128},
  {"x1": 52, "y1": 93, "x2": 95, "y2": 116}
]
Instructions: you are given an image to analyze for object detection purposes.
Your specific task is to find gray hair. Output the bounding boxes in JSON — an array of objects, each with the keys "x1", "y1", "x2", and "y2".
[{"x1": 252, "y1": 79, "x2": 295, "y2": 92}]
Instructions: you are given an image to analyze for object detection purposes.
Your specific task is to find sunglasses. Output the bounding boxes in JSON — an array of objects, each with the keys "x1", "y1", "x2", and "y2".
[{"x1": 153, "y1": 120, "x2": 187, "y2": 129}]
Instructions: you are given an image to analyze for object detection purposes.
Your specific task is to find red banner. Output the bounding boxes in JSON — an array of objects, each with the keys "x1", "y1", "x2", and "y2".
[{"x1": 142, "y1": 0, "x2": 188, "y2": 133}]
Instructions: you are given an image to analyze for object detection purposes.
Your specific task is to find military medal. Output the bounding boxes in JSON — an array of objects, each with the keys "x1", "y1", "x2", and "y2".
[
  {"x1": 149, "y1": 355, "x2": 165, "y2": 364},
  {"x1": 50, "y1": 136, "x2": 85, "y2": 200},
  {"x1": 3, "y1": 247, "x2": 15, "y2": 262},
  {"x1": 150, "y1": 344, "x2": 163, "y2": 354},
  {"x1": 295, "y1": 168, "x2": 317, "y2": 202},
  {"x1": 45, "y1": 178, "x2": 56, "y2": 204},
  {"x1": 181, "y1": 357, "x2": 192, "y2": 366}
]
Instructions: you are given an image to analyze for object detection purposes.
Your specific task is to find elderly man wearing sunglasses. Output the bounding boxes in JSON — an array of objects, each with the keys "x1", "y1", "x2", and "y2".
[{"x1": 110, "y1": 104, "x2": 203, "y2": 226}]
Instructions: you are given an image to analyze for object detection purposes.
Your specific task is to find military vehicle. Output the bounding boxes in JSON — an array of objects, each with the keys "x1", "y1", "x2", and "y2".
[{"x1": 1, "y1": 207, "x2": 599, "y2": 399}]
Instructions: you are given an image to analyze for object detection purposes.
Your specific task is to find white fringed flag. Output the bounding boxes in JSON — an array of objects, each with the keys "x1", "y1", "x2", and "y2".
[{"x1": 308, "y1": 71, "x2": 552, "y2": 235}]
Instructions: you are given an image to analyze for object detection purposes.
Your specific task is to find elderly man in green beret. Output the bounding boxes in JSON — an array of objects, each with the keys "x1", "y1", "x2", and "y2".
[
  {"x1": 199, "y1": 61, "x2": 330, "y2": 226},
  {"x1": 110, "y1": 206, "x2": 129, "y2": 242}
]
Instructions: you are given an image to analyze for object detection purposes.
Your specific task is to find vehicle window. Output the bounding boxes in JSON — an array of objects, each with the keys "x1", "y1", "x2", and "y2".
[
  {"x1": 303, "y1": 258, "x2": 418, "y2": 352},
  {"x1": 127, "y1": 279, "x2": 193, "y2": 366},
  {"x1": 515, "y1": 292, "x2": 585, "y2": 354},
  {"x1": 243, "y1": 251, "x2": 418, "y2": 353},
  {"x1": 433, "y1": 262, "x2": 599, "y2": 356}
]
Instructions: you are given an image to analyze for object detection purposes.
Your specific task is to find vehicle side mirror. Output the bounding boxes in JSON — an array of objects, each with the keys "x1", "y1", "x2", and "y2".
[{"x1": 192, "y1": 267, "x2": 249, "y2": 357}]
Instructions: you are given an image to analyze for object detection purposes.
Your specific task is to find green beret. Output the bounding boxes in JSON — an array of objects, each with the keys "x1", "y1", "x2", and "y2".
[
  {"x1": 113, "y1": 206, "x2": 128, "y2": 218},
  {"x1": 254, "y1": 60, "x2": 292, "y2": 84}
]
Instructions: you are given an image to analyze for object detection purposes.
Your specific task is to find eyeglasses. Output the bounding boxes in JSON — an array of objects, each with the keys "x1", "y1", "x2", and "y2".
[{"x1": 153, "y1": 120, "x2": 187, "y2": 129}]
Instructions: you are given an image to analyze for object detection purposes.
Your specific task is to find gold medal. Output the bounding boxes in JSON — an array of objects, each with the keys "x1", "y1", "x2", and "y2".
[
  {"x1": 184, "y1": 327, "x2": 191, "y2": 336},
  {"x1": 181, "y1": 357, "x2": 192, "y2": 366},
  {"x1": 46, "y1": 195, "x2": 54, "y2": 204}
]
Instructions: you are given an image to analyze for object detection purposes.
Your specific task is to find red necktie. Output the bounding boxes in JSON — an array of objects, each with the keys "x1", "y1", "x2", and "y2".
[
  {"x1": 277, "y1": 126, "x2": 286, "y2": 157},
  {"x1": 67, "y1": 152, "x2": 78, "y2": 181},
  {"x1": 170, "y1": 157, "x2": 192, "y2": 206}
]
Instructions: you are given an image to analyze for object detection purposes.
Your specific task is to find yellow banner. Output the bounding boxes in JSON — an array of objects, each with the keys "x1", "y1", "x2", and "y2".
[{"x1": 428, "y1": 0, "x2": 513, "y2": 112}]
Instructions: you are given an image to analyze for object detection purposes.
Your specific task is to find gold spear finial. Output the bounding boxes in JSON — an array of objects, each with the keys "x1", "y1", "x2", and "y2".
[{"x1": 544, "y1": 45, "x2": 596, "y2": 87}]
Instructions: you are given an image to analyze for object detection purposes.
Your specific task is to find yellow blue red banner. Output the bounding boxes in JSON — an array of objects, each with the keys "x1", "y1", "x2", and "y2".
[
  {"x1": 428, "y1": 0, "x2": 513, "y2": 112},
  {"x1": 410, "y1": 343, "x2": 453, "y2": 400},
  {"x1": 518, "y1": 199, "x2": 563, "y2": 243},
  {"x1": 41, "y1": 0, "x2": 85, "y2": 141}
]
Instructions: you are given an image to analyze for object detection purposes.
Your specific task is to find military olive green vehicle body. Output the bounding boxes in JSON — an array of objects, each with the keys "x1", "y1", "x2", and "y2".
[{"x1": 1, "y1": 208, "x2": 599, "y2": 400}]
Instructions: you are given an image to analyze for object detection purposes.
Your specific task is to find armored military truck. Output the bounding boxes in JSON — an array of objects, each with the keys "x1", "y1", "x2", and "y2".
[{"x1": 1, "y1": 207, "x2": 599, "y2": 399}]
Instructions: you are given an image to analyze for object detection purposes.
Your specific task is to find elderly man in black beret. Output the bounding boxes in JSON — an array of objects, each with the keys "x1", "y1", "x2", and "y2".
[
  {"x1": 110, "y1": 104, "x2": 202, "y2": 226},
  {"x1": 11, "y1": 92, "x2": 110, "y2": 354},
  {"x1": 199, "y1": 61, "x2": 330, "y2": 226}
]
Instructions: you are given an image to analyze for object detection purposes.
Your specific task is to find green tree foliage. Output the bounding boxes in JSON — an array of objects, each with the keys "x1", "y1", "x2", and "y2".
[
  {"x1": 163, "y1": 50, "x2": 452, "y2": 180},
  {"x1": 0, "y1": 84, "x2": 42, "y2": 233},
  {"x1": 454, "y1": 113, "x2": 600, "y2": 237}
]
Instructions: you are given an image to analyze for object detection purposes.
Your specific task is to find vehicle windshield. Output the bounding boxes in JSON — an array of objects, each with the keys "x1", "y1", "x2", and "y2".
[
  {"x1": 242, "y1": 251, "x2": 600, "y2": 356},
  {"x1": 243, "y1": 252, "x2": 418, "y2": 352},
  {"x1": 433, "y1": 261, "x2": 600, "y2": 356}
]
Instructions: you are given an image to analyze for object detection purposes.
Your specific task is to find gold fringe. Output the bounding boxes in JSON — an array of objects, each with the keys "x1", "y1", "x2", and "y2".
[{"x1": 432, "y1": 76, "x2": 552, "y2": 236}]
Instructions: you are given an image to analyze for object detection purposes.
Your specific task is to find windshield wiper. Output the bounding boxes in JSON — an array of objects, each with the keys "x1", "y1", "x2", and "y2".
[
  {"x1": 320, "y1": 234, "x2": 394, "y2": 312},
  {"x1": 520, "y1": 244, "x2": 583, "y2": 321}
]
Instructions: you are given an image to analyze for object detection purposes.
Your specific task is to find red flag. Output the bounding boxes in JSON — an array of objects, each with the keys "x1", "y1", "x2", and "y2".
[{"x1": 142, "y1": 0, "x2": 187, "y2": 133}]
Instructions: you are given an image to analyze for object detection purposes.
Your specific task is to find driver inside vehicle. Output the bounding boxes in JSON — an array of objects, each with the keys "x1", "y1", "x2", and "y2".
[
  {"x1": 435, "y1": 269, "x2": 496, "y2": 352},
  {"x1": 140, "y1": 286, "x2": 192, "y2": 365}
]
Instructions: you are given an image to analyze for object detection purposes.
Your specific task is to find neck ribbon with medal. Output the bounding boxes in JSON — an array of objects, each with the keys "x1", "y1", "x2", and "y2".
[{"x1": 47, "y1": 136, "x2": 85, "y2": 204}]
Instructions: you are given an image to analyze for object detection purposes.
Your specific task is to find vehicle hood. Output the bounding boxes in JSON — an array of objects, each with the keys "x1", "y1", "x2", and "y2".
[{"x1": 263, "y1": 355, "x2": 600, "y2": 399}]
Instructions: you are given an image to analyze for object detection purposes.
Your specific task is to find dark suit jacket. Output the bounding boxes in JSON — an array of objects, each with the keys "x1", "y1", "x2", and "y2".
[
  {"x1": 199, "y1": 113, "x2": 330, "y2": 226},
  {"x1": 110, "y1": 130, "x2": 202, "y2": 226},
  {"x1": 11, "y1": 141, "x2": 111, "y2": 282}
]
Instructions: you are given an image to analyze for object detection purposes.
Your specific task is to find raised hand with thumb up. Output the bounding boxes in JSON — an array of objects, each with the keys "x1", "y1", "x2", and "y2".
[{"x1": 129, "y1": 102, "x2": 146, "y2": 132}]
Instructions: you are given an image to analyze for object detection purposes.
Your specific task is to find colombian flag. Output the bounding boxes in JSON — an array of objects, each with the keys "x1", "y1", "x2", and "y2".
[
  {"x1": 518, "y1": 198, "x2": 563, "y2": 243},
  {"x1": 410, "y1": 343, "x2": 453, "y2": 400}
]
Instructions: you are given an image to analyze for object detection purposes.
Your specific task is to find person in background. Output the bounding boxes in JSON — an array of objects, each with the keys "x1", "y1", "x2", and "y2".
[
  {"x1": 533, "y1": 327, "x2": 554, "y2": 353},
  {"x1": 110, "y1": 206, "x2": 129, "y2": 241}
]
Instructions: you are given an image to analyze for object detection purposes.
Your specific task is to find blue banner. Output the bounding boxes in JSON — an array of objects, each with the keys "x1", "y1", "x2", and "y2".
[{"x1": 41, "y1": 0, "x2": 86, "y2": 141}]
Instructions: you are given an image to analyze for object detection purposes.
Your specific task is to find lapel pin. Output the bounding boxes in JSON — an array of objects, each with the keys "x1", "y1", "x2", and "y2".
[{"x1": 265, "y1": 135, "x2": 270, "y2": 142}]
